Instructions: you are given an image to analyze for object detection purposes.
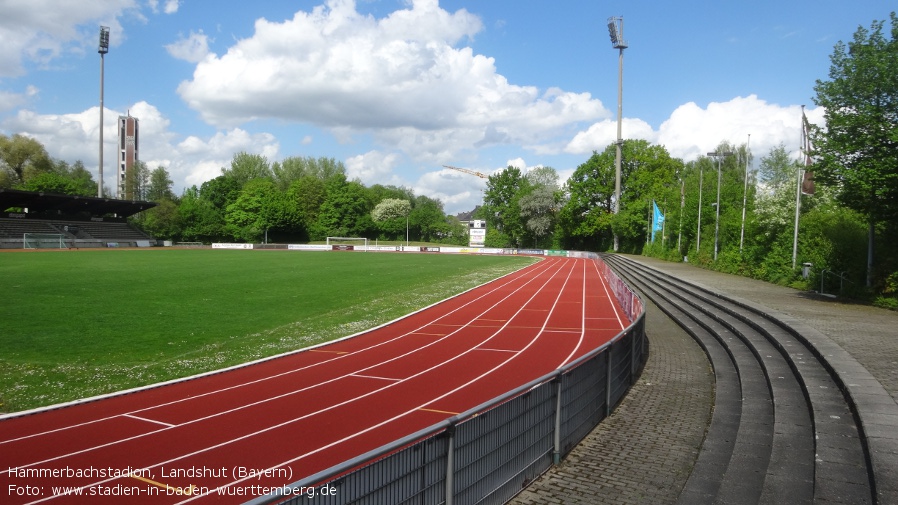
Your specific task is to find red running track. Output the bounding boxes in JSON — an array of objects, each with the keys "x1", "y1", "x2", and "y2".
[{"x1": 1, "y1": 256, "x2": 630, "y2": 504}]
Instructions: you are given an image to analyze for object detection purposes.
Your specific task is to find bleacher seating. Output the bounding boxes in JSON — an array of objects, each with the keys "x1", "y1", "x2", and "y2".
[
  {"x1": 0, "y1": 218, "x2": 153, "y2": 248},
  {"x1": 0, "y1": 219, "x2": 65, "y2": 238},
  {"x1": 1, "y1": 190, "x2": 157, "y2": 248}
]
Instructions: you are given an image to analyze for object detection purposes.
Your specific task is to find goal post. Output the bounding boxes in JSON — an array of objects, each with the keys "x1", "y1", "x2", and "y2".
[
  {"x1": 24, "y1": 233, "x2": 67, "y2": 249},
  {"x1": 325, "y1": 236, "x2": 369, "y2": 251}
]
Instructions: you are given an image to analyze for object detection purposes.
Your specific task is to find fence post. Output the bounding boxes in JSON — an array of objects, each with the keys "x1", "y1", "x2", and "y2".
[
  {"x1": 553, "y1": 377, "x2": 563, "y2": 464},
  {"x1": 606, "y1": 346, "x2": 613, "y2": 418},
  {"x1": 445, "y1": 424, "x2": 456, "y2": 505}
]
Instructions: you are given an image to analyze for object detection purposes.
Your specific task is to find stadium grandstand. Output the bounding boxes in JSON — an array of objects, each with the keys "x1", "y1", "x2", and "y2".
[{"x1": 0, "y1": 188, "x2": 156, "y2": 249}]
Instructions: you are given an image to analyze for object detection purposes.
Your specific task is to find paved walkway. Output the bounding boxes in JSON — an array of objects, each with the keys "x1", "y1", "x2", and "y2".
[{"x1": 510, "y1": 255, "x2": 898, "y2": 505}]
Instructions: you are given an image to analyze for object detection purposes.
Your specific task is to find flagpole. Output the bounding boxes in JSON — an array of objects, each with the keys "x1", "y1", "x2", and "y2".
[
  {"x1": 647, "y1": 201, "x2": 651, "y2": 244},
  {"x1": 661, "y1": 200, "x2": 666, "y2": 248},
  {"x1": 793, "y1": 106, "x2": 806, "y2": 269}
]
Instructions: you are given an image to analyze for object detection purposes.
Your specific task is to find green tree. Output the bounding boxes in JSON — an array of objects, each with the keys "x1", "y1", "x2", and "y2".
[
  {"x1": 482, "y1": 167, "x2": 529, "y2": 247},
  {"x1": 53, "y1": 160, "x2": 96, "y2": 196},
  {"x1": 371, "y1": 198, "x2": 411, "y2": 241},
  {"x1": 179, "y1": 186, "x2": 226, "y2": 242},
  {"x1": 442, "y1": 215, "x2": 470, "y2": 246},
  {"x1": 200, "y1": 176, "x2": 241, "y2": 212},
  {"x1": 287, "y1": 175, "x2": 327, "y2": 240},
  {"x1": 754, "y1": 144, "x2": 803, "y2": 243},
  {"x1": 312, "y1": 175, "x2": 374, "y2": 240},
  {"x1": 146, "y1": 166, "x2": 175, "y2": 202},
  {"x1": 411, "y1": 195, "x2": 450, "y2": 243},
  {"x1": 272, "y1": 156, "x2": 347, "y2": 190},
  {"x1": 367, "y1": 184, "x2": 414, "y2": 207},
  {"x1": 225, "y1": 179, "x2": 297, "y2": 243},
  {"x1": 20, "y1": 172, "x2": 79, "y2": 195},
  {"x1": 221, "y1": 152, "x2": 272, "y2": 186},
  {"x1": 811, "y1": 12, "x2": 898, "y2": 286},
  {"x1": 519, "y1": 166, "x2": 560, "y2": 247},
  {"x1": 0, "y1": 133, "x2": 52, "y2": 187},
  {"x1": 140, "y1": 199, "x2": 181, "y2": 240},
  {"x1": 616, "y1": 141, "x2": 682, "y2": 252},
  {"x1": 559, "y1": 150, "x2": 616, "y2": 251},
  {"x1": 123, "y1": 160, "x2": 150, "y2": 200}
]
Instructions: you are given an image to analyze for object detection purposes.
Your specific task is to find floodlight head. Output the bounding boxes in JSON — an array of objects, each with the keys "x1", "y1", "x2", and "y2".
[
  {"x1": 607, "y1": 17, "x2": 627, "y2": 49},
  {"x1": 98, "y1": 26, "x2": 110, "y2": 54}
]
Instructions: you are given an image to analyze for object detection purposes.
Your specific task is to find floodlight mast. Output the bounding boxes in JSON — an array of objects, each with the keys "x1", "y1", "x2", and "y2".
[
  {"x1": 608, "y1": 16, "x2": 627, "y2": 252},
  {"x1": 98, "y1": 26, "x2": 110, "y2": 198}
]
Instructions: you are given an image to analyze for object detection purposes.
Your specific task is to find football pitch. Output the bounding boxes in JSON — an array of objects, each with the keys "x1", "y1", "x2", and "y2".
[{"x1": 0, "y1": 249, "x2": 535, "y2": 413}]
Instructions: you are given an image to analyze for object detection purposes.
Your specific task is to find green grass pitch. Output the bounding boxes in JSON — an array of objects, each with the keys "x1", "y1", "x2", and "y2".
[{"x1": 0, "y1": 249, "x2": 535, "y2": 413}]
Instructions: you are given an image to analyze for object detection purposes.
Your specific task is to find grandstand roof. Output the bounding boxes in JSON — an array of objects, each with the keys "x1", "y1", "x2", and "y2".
[{"x1": 0, "y1": 189, "x2": 157, "y2": 218}]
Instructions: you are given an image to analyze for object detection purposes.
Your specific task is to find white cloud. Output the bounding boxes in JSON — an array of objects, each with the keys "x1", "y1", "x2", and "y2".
[
  {"x1": 175, "y1": 0, "x2": 608, "y2": 166},
  {"x1": 563, "y1": 95, "x2": 824, "y2": 168},
  {"x1": 563, "y1": 117, "x2": 656, "y2": 155},
  {"x1": 657, "y1": 95, "x2": 818, "y2": 162},
  {"x1": 148, "y1": 0, "x2": 179, "y2": 14},
  {"x1": 345, "y1": 150, "x2": 404, "y2": 186},
  {"x1": 165, "y1": 31, "x2": 211, "y2": 63},
  {"x1": 0, "y1": 1, "x2": 136, "y2": 77}
]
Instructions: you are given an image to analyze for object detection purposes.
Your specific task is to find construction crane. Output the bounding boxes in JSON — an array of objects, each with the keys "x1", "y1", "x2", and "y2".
[{"x1": 443, "y1": 165, "x2": 488, "y2": 179}]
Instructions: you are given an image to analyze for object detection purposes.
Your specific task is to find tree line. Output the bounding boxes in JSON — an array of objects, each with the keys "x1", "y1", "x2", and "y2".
[
  {"x1": 0, "y1": 136, "x2": 466, "y2": 245},
  {"x1": 134, "y1": 153, "x2": 470, "y2": 245}
]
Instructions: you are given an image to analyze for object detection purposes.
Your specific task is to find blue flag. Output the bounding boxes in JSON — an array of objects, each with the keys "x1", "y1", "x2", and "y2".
[{"x1": 652, "y1": 201, "x2": 664, "y2": 242}]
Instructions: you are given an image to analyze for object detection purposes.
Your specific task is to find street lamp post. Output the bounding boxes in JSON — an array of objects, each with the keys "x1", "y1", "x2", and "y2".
[
  {"x1": 707, "y1": 151, "x2": 733, "y2": 261},
  {"x1": 607, "y1": 17, "x2": 627, "y2": 252},
  {"x1": 677, "y1": 177, "x2": 684, "y2": 256},
  {"x1": 97, "y1": 26, "x2": 110, "y2": 198}
]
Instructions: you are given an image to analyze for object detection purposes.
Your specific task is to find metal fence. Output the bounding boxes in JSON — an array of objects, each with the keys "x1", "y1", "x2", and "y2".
[{"x1": 247, "y1": 252, "x2": 646, "y2": 505}]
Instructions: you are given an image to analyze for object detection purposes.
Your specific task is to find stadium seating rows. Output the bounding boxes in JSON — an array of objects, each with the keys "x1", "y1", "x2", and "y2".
[{"x1": 0, "y1": 218, "x2": 152, "y2": 247}]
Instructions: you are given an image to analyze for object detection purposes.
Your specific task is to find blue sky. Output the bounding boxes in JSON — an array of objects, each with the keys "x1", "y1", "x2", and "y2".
[{"x1": 0, "y1": 0, "x2": 892, "y2": 214}]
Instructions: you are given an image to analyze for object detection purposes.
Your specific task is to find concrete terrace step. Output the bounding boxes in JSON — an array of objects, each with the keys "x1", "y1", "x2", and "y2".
[
  {"x1": 601, "y1": 254, "x2": 872, "y2": 504},
  {"x1": 511, "y1": 254, "x2": 898, "y2": 505}
]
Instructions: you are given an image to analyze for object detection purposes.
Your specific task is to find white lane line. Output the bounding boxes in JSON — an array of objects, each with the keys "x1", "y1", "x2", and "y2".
[
  {"x1": 593, "y1": 258, "x2": 627, "y2": 330},
  {"x1": 178, "y1": 257, "x2": 581, "y2": 504},
  {"x1": 16, "y1": 259, "x2": 570, "y2": 502},
  {"x1": 350, "y1": 374, "x2": 401, "y2": 382},
  {"x1": 557, "y1": 258, "x2": 588, "y2": 367},
  {"x1": 122, "y1": 414, "x2": 176, "y2": 428},
  {"x1": 0, "y1": 258, "x2": 558, "y2": 451}
]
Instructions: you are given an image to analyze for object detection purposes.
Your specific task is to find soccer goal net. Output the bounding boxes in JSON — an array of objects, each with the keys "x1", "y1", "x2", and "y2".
[
  {"x1": 326, "y1": 236, "x2": 369, "y2": 251},
  {"x1": 24, "y1": 233, "x2": 67, "y2": 249}
]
